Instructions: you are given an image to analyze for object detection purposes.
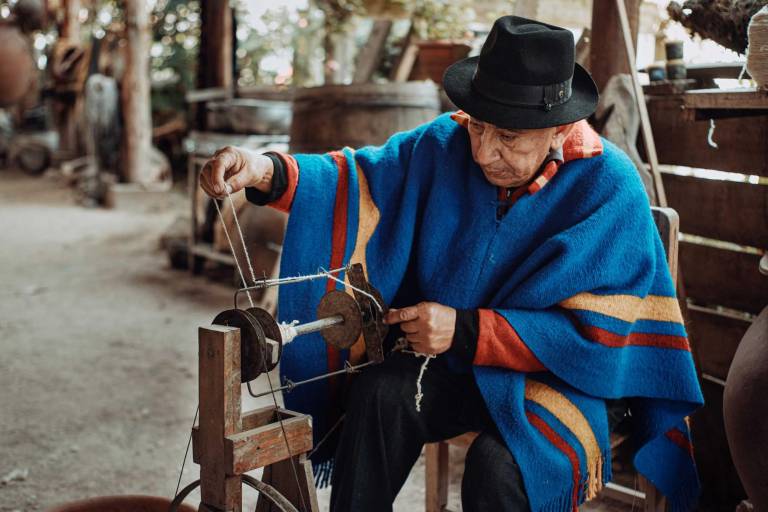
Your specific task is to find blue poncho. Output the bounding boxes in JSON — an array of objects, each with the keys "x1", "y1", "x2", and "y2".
[{"x1": 273, "y1": 113, "x2": 704, "y2": 511}]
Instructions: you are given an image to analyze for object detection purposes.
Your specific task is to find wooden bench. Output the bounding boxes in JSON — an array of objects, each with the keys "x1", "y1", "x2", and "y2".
[{"x1": 425, "y1": 206, "x2": 679, "y2": 512}]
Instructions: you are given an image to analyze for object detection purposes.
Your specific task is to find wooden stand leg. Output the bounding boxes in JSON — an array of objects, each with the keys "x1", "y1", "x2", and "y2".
[
  {"x1": 256, "y1": 454, "x2": 319, "y2": 512},
  {"x1": 199, "y1": 325, "x2": 243, "y2": 512},
  {"x1": 640, "y1": 475, "x2": 667, "y2": 512},
  {"x1": 425, "y1": 442, "x2": 449, "y2": 512},
  {"x1": 195, "y1": 324, "x2": 318, "y2": 512}
]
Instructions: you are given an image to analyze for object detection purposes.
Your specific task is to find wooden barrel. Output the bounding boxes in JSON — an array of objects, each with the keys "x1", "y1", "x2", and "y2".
[{"x1": 289, "y1": 81, "x2": 440, "y2": 153}]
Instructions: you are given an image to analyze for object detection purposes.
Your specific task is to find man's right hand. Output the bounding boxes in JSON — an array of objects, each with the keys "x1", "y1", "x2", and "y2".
[{"x1": 199, "y1": 146, "x2": 274, "y2": 198}]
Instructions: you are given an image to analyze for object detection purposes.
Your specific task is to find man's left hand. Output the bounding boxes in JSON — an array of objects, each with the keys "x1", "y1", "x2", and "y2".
[{"x1": 384, "y1": 302, "x2": 456, "y2": 355}]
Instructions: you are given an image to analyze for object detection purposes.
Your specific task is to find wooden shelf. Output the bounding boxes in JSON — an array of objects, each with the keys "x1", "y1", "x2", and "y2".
[{"x1": 682, "y1": 87, "x2": 768, "y2": 110}]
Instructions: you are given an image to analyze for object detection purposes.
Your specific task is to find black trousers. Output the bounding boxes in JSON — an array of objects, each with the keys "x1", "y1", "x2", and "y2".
[{"x1": 329, "y1": 352, "x2": 530, "y2": 512}]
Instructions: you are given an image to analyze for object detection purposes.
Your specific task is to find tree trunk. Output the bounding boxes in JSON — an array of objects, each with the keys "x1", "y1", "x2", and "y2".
[
  {"x1": 121, "y1": 0, "x2": 154, "y2": 183},
  {"x1": 590, "y1": 0, "x2": 642, "y2": 92}
]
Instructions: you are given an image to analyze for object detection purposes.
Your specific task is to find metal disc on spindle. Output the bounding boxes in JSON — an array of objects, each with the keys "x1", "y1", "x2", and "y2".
[
  {"x1": 317, "y1": 290, "x2": 363, "y2": 349},
  {"x1": 247, "y1": 307, "x2": 282, "y2": 372},
  {"x1": 212, "y1": 309, "x2": 267, "y2": 382}
]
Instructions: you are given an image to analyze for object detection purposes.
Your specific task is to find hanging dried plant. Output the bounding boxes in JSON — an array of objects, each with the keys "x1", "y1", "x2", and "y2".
[{"x1": 667, "y1": 0, "x2": 768, "y2": 54}]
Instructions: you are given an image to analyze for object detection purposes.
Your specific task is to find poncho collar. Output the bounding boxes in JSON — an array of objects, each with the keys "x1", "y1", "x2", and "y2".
[{"x1": 450, "y1": 110, "x2": 603, "y2": 195}]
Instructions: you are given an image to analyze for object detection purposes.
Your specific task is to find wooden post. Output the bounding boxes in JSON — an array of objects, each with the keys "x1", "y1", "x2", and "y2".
[
  {"x1": 121, "y1": 0, "x2": 154, "y2": 183},
  {"x1": 353, "y1": 20, "x2": 392, "y2": 84},
  {"x1": 198, "y1": 325, "x2": 243, "y2": 511},
  {"x1": 198, "y1": 0, "x2": 233, "y2": 90},
  {"x1": 61, "y1": 0, "x2": 80, "y2": 40},
  {"x1": 589, "y1": 0, "x2": 641, "y2": 92}
]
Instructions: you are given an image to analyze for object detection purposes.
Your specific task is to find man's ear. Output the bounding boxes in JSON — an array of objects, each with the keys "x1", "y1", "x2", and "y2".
[{"x1": 551, "y1": 123, "x2": 577, "y2": 151}]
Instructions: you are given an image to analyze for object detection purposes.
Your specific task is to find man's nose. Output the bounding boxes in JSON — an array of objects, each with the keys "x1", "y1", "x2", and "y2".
[{"x1": 475, "y1": 129, "x2": 500, "y2": 165}]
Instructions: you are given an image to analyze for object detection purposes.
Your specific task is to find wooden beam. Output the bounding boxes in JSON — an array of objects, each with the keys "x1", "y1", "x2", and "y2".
[
  {"x1": 651, "y1": 207, "x2": 679, "y2": 282},
  {"x1": 257, "y1": 455, "x2": 319, "y2": 512},
  {"x1": 61, "y1": 0, "x2": 80, "y2": 40},
  {"x1": 680, "y1": 242, "x2": 768, "y2": 314},
  {"x1": 613, "y1": 0, "x2": 667, "y2": 206},
  {"x1": 198, "y1": 0, "x2": 233, "y2": 90},
  {"x1": 425, "y1": 443, "x2": 449, "y2": 512},
  {"x1": 353, "y1": 20, "x2": 392, "y2": 83},
  {"x1": 683, "y1": 88, "x2": 768, "y2": 110},
  {"x1": 227, "y1": 413, "x2": 313, "y2": 474},
  {"x1": 646, "y1": 96, "x2": 768, "y2": 176},
  {"x1": 688, "y1": 304, "x2": 751, "y2": 381},
  {"x1": 198, "y1": 325, "x2": 243, "y2": 511},
  {"x1": 121, "y1": 0, "x2": 154, "y2": 184},
  {"x1": 662, "y1": 173, "x2": 768, "y2": 249},
  {"x1": 589, "y1": 0, "x2": 641, "y2": 92}
]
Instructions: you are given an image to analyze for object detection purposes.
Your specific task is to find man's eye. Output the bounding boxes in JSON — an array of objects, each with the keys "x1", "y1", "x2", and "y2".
[
  {"x1": 470, "y1": 122, "x2": 484, "y2": 132},
  {"x1": 500, "y1": 133, "x2": 515, "y2": 142}
]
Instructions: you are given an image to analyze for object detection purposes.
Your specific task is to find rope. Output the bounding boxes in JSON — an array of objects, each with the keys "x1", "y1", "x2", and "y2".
[
  {"x1": 396, "y1": 337, "x2": 436, "y2": 412},
  {"x1": 173, "y1": 405, "x2": 199, "y2": 498},
  {"x1": 414, "y1": 354, "x2": 435, "y2": 412}
]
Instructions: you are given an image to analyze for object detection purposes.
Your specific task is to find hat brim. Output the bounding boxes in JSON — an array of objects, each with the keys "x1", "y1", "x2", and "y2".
[{"x1": 443, "y1": 56, "x2": 599, "y2": 130}]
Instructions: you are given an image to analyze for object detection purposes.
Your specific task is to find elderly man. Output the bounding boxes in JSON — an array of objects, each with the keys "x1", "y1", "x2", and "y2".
[{"x1": 200, "y1": 16, "x2": 703, "y2": 512}]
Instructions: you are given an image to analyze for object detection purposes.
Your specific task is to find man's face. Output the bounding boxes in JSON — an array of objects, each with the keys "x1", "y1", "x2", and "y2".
[{"x1": 467, "y1": 116, "x2": 574, "y2": 188}]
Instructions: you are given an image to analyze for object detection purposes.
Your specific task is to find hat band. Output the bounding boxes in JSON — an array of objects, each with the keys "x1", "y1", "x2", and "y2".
[{"x1": 472, "y1": 68, "x2": 572, "y2": 111}]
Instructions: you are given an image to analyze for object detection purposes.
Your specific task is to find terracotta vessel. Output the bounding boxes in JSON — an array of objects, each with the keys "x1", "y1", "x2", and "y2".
[
  {"x1": 46, "y1": 495, "x2": 196, "y2": 512},
  {"x1": 724, "y1": 306, "x2": 768, "y2": 510}
]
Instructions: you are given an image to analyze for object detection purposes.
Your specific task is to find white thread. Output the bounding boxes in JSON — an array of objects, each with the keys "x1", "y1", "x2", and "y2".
[
  {"x1": 395, "y1": 337, "x2": 435, "y2": 412},
  {"x1": 414, "y1": 354, "x2": 435, "y2": 412},
  {"x1": 321, "y1": 269, "x2": 385, "y2": 313},
  {"x1": 240, "y1": 265, "x2": 350, "y2": 291},
  {"x1": 225, "y1": 191, "x2": 258, "y2": 286},
  {"x1": 212, "y1": 198, "x2": 255, "y2": 308},
  {"x1": 278, "y1": 320, "x2": 300, "y2": 344},
  {"x1": 213, "y1": 185, "x2": 308, "y2": 509}
]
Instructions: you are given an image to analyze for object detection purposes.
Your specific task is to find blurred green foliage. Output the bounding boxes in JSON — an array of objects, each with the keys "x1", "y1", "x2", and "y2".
[{"x1": 149, "y1": 0, "x2": 200, "y2": 119}]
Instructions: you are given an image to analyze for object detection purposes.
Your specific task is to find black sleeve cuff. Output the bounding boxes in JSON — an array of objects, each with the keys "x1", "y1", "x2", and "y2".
[
  {"x1": 244, "y1": 152, "x2": 288, "y2": 206},
  {"x1": 449, "y1": 309, "x2": 479, "y2": 365}
]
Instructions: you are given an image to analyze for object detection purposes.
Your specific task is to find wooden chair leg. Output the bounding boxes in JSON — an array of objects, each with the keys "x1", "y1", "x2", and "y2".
[
  {"x1": 639, "y1": 475, "x2": 666, "y2": 512},
  {"x1": 425, "y1": 442, "x2": 449, "y2": 512}
]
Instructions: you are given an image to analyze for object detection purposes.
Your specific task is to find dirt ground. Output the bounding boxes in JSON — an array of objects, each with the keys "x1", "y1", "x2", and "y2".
[{"x1": 0, "y1": 169, "x2": 454, "y2": 512}]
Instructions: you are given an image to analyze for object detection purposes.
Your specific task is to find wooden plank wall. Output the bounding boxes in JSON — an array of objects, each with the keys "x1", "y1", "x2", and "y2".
[{"x1": 646, "y1": 95, "x2": 768, "y2": 510}]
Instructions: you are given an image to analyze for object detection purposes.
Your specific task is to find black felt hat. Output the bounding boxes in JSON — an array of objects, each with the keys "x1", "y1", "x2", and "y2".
[{"x1": 443, "y1": 16, "x2": 599, "y2": 129}]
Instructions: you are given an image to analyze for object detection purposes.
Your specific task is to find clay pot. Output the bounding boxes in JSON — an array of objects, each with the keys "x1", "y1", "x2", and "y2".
[
  {"x1": 46, "y1": 495, "x2": 197, "y2": 512},
  {"x1": 724, "y1": 306, "x2": 768, "y2": 511},
  {"x1": 410, "y1": 41, "x2": 471, "y2": 84}
]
